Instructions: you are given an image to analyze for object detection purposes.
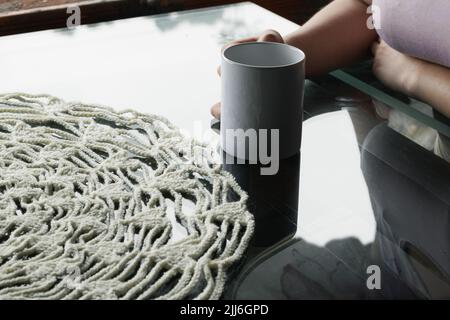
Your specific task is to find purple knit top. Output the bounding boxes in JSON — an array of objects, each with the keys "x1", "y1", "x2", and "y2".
[{"x1": 373, "y1": 0, "x2": 450, "y2": 68}]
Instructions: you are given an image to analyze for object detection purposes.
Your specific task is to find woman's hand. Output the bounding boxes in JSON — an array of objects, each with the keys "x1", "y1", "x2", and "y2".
[
  {"x1": 210, "y1": 30, "x2": 284, "y2": 120},
  {"x1": 371, "y1": 40, "x2": 422, "y2": 96}
]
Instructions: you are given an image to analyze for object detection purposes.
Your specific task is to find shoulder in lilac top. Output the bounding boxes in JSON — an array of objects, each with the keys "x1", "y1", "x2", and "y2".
[{"x1": 373, "y1": 0, "x2": 450, "y2": 68}]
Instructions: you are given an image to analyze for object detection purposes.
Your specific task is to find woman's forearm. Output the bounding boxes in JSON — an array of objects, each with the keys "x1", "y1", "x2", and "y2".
[
  {"x1": 285, "y1": 0, "x2": 377, "y2": 77},
  {"x1": 411, "y1": 61, "x2": 450, "y2": 119}
]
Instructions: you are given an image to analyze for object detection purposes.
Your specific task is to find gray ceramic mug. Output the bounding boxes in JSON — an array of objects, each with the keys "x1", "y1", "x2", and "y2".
[{"x1": 221, "y1": 41, "x2": 305, "y2": 163}]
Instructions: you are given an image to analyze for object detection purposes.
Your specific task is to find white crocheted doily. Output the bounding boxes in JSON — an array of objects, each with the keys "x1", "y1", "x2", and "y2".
[{"x1": 0, "y1": 93, "x2": 254, "y2": 300}]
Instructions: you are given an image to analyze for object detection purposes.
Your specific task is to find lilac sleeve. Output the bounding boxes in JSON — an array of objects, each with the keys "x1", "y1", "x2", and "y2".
[{"x1": 373, "y1": 0, "x2": 450, "y2": 68}]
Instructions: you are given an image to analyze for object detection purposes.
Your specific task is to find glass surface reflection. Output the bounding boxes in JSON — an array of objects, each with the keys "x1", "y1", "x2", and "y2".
[
  {"x1": 362, "y1": 123, "x2": 450, "y2": 299},
  {"x1": 227, "y1": 108, "x2": 450, "y2": 299},
  {"x1": 222, "y1": 152, "x2": 300, "y2": 248}
]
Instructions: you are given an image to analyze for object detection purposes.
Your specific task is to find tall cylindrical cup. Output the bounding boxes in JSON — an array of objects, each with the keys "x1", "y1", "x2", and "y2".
[{"x1": 221, "y1": 42, "x2": 305, "y2": 163}]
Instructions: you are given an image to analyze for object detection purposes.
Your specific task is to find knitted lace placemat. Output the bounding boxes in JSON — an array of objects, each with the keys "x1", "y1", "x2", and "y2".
[{"x1": 0, "y1": 93, "x2": 254, "y2": 300}]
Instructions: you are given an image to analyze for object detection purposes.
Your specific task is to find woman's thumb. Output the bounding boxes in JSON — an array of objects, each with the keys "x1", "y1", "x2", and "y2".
[{"x1": 258, "y1": 30, "x2": 284, "y2": 43}]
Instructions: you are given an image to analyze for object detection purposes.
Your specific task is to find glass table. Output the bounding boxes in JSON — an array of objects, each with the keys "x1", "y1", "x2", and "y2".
[{"x1": 0, "y1": 1, "x2": 449, "y2": 299}]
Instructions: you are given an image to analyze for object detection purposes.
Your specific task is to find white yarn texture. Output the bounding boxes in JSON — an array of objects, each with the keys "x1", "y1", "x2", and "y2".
[{"x1": 0, "y1": 93, "x2": 254, "y2": 300}]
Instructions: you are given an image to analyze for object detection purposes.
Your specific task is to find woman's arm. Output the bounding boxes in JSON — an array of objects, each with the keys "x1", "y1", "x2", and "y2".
[
  {"x1": 211, "y1": 0, "x2": 377, "y2": 118},
  {"x1": 285, "y1": 0, "x2": 377, "y2": 77},
  {"x1": 372, "y1": 41, "x2": 450, "y2": 118},
  {"x1": 411, "y1": 62, "x2": 450, "y2": 119}
]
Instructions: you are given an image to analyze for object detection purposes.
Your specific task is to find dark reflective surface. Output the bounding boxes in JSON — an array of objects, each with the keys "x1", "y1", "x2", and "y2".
[
  {"x1": 1, "y1": 2, "x2": 449, "y2": 299},
  {"x1": 362, "y1": 123, "x2": 450, "y2": 299},
  {"x1": 223, "y1": 151, "x2": 300, "y2": 247},
  {"x1": 223, "y1": 77, "x2": 450, "y2": 299}
]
